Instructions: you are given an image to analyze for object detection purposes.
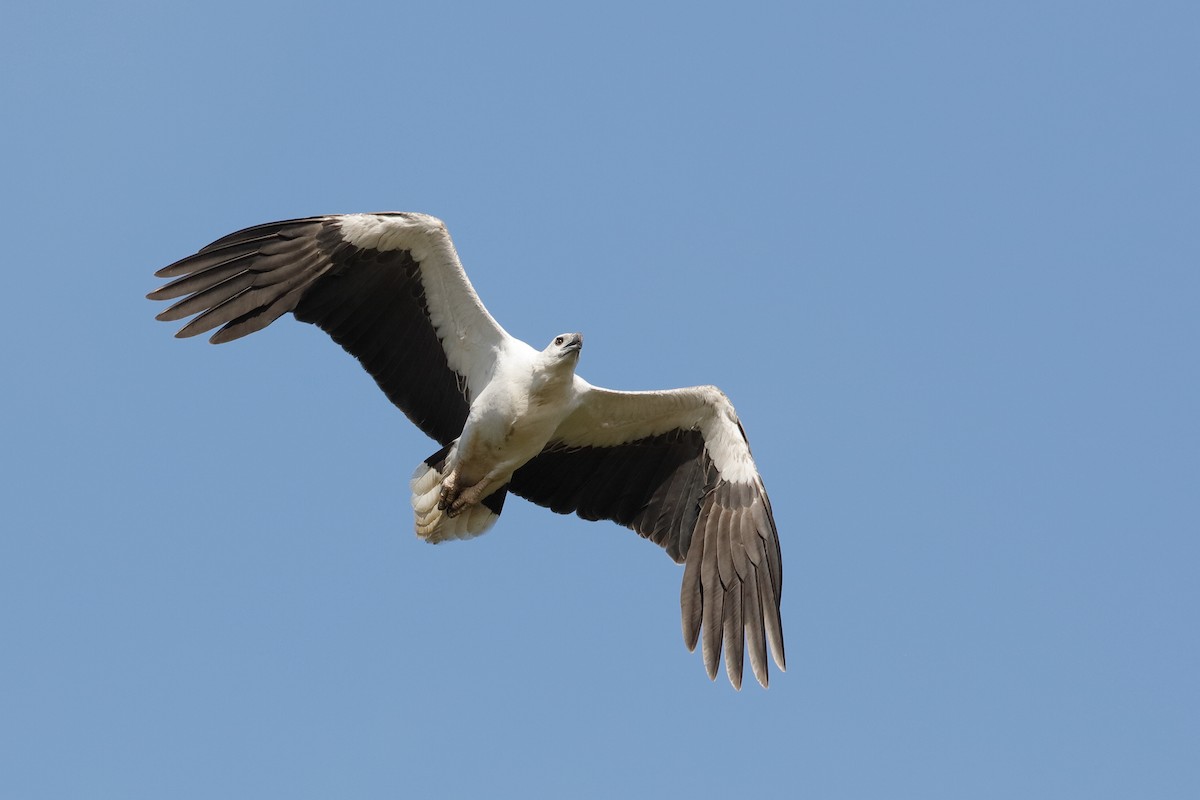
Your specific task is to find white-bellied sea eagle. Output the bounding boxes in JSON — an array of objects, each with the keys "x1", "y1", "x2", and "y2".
[{"x1": 148, "y1": 212, "x2": 785, "y2": 689}]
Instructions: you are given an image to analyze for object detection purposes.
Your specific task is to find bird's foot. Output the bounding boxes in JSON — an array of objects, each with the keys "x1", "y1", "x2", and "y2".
[
  {"x1": 437, "y1": 470, "x2": 460, "y2": 512},
  {"x1": 445, "y1": 479, "x2": 493, "y2": 518}
]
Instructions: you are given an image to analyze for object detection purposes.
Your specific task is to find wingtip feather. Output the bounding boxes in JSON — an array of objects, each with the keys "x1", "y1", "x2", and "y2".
[{"x1": 209, "y1": 327, "x2": 248, "y2": 344}]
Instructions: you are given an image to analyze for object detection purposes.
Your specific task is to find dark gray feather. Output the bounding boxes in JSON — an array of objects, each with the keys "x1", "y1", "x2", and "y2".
[
  {"x1": 722, "y1": 583, "x2": 745, "y2": 690},
  {"x1": 743, "y1": 569, "x2": 769, "y2": 688},
  {"x1": 680, "y1": 515, "x2": 705, "y2": 652}
]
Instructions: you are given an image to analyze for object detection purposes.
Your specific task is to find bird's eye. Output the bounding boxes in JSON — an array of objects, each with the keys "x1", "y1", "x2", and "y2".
[{"x1": 555, "y1": 336, "x2": 564, "y2": 346}]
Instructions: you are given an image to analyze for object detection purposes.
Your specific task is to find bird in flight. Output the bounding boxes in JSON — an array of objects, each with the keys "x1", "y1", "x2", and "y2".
[{"x1": 148, "y1": 212, "x2": 785, "y2": 688}]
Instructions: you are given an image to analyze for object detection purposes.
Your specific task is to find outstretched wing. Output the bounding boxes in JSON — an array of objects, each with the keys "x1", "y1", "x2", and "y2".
[
  {"x1": 509, "y1": 382, "x2": 785, "y2": 689},
  {"x1": 148, "y1": 213, "x2": 514, "y2": 445}
]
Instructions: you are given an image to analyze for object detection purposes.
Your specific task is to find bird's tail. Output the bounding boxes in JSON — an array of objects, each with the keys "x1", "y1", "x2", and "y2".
[{"x1": 410, "y1": 442, "x2": 507, "y2": 543}]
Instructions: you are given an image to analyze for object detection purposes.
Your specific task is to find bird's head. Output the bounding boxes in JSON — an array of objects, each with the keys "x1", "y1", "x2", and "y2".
[{"x1": 546, "y1": 332, "x2": 583, "y2": 364}]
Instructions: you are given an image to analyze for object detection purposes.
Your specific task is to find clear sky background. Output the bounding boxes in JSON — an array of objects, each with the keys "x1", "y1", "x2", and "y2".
[{"x1": 2, "y1": 2, "x2": 1197, "y2": 798}]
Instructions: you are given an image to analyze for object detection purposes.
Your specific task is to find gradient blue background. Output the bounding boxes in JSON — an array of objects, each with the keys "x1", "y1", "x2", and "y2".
[{"x1": 3, "y1": 2, "x2": 1197, "y2": 797}]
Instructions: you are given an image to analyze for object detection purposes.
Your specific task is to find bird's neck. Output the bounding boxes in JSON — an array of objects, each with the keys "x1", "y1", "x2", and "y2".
[{"x1": 528, "y1": 358, "x2": 576, "y2": 399}]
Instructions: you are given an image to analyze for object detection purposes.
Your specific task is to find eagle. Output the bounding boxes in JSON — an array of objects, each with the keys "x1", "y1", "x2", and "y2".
[{"x1": 148, "y1": 212, "x2": 785, "y2": 689}]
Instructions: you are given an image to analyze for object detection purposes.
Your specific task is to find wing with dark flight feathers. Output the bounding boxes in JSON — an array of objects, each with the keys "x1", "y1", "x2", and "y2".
[
  {"x1": 511, "y1": 383, "x2": 785, "y2": 689},
  {"x1": 147, "y1": 213, "x2": 513, "y2": 445}
]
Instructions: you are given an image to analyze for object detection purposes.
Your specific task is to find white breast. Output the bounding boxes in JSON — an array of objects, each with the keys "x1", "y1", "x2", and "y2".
[{"x1": 453, "y1": 347, "x2": 576, "y2": 485}]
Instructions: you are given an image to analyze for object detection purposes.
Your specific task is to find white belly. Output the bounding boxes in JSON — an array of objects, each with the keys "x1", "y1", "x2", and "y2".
[{"x1": 452, "y1": 366, "x2": 574, "y2": 486}]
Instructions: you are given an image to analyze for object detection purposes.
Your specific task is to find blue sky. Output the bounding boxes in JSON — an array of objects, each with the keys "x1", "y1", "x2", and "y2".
[{"x1": 2, "y1": 2, "x2": 1197, "y2": 797}]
